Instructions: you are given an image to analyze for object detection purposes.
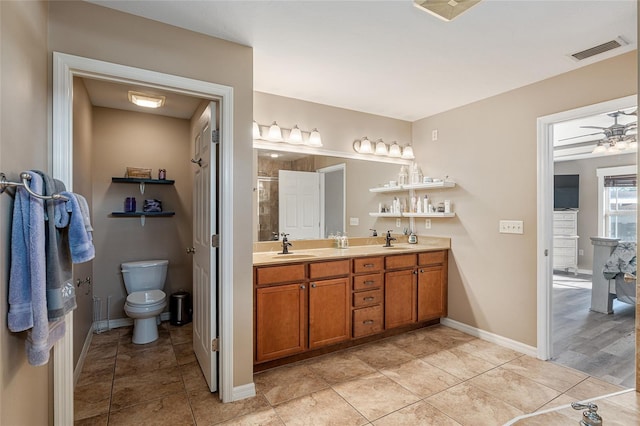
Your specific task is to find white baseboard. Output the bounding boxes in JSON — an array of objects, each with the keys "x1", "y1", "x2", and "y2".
[
  {"x1": 578, "y1": 268, "x2": 593, "y2": 275},
  {"x1": 73, "y1": 323, "x2": 94, "y2": 386},
  {"x1": 232, "y1": 383, "x2": 256, "y2": 401},
  {"x1": 440, "y1": 318, "x2": 537, "y2": 357}
]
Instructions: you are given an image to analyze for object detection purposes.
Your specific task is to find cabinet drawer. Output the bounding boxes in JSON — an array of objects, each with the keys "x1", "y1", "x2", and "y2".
[
  {"x1": 255, "y1": 264, "x2": 306, "y2": 286},
  {"x1": 309, "y1": 259, "x2": 350, "y2": 279},
  {"x1": 353, "y1": 273, "x2": 383, "y2": 291},
  {"x1": 554, "y1": 238, "x2": 577, "y2": 248},
  {"x1": 554, "y1": 213, "x2": 577, "y2": 221},
  {"x1": 554, "y1": 247, "x2": 576, "y2": 256},
  {"x1": 418, "y1": 251, "x2": 445, "y2": 266},
  {"x1": 353, "y1": 257, "x2": 383, "y2": 273},
  {"x1": 353, "y1": 289, "x2": 383, "y2": 308},
  {"x1": 385, "y1": 254, "x2": 417, "y2": 270},
  {"x1": 353, "y1": 305, "x2": 383, "y2": 338}
]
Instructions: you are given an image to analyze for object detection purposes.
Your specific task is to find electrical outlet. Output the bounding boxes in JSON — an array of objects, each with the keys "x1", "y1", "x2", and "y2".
[
  {"x1": 499, "y1": 220, "x2": 524, "y2": 234},
  {"x1": 425, "y1": 219, "x2": 431, "y2": 229},
  {"x1": 579, "y1": 249, "x2": 584, "y2": 256},
  {"x1": 432, "y1": 129, "x2": 438, "y2": 141},
  {"x1": 396, "y1": 218, "x2": 402, "y2": 227},
  {"x1": 350, "y1": 217, "x2": 359, "y2": 226}
]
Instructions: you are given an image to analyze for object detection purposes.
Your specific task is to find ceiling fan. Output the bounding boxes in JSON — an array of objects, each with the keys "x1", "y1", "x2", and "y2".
[{"x1": 560, "y1": 110, "x2": 637, "y2": 154}]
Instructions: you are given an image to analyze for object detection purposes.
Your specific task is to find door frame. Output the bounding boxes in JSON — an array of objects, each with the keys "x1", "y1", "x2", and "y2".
[
  {"x1": 52, "y1": 52, "x2": 236, "y2": 421},
  {"x1": 536, "y1": 94, "x2": 636, "y2": 361},
  {"x1": 317, "y1": 163, "x2": 346, "y2": 238}
]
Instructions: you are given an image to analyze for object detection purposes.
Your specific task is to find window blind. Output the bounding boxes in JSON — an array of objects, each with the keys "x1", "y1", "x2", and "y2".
[{"x1": 604, "y1": 174, "x2": 637, "y2": 188}]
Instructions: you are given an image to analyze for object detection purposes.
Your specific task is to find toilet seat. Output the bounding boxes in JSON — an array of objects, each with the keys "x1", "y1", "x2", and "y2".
[{"x1": 126, "y1": 290, "x2": 166, "y2": 307}]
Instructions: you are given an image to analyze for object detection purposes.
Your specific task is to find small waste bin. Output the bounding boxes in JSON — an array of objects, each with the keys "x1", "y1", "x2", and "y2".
[{"x1": 170, "y1": 291, "x2": 192, "y2": 326}]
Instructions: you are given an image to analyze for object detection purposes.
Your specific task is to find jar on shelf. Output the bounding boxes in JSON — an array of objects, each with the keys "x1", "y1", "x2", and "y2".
[
  {"x1": 398, "y1": 166, "x2": 408, "y2": 186},
  {"x1": 410, "y1": 163, "x2": 423, "y2": 185}
]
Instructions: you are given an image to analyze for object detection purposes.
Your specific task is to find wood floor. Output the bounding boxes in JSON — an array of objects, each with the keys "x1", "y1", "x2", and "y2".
[{"x1": 551, "y1": 272, "x2": 636, "y2": 389}]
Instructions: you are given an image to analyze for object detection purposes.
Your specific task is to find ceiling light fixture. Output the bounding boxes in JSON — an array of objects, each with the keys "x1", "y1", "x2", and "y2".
[
  {"x1": 413, "y1": 0, "x2": 483, "y2": 22},
  {"x1": 127, "y1": 91, "x2": 165, "y2": 108}
]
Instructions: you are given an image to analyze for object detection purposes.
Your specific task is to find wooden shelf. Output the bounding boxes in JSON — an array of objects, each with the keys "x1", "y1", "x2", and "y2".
[
  {"x1": 111, "y1": 177, "x2": 175, "y2": 185},
  {"x1": 111, "y1": 212, "x2": 175, "y2": 217}
]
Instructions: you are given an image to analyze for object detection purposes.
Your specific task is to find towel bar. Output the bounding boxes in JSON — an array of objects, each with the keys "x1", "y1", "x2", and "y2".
[{"x1": 0, "y1": 172, "x2": 69, "y2": 201}]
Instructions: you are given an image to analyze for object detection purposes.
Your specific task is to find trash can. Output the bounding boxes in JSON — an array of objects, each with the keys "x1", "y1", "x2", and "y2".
[{"x1": 170, "y1": 291, "x2": 192, "y2": 326}]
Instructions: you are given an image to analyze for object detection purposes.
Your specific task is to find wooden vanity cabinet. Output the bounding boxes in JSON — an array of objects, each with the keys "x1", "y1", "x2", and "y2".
[
  {"x1": 384, "y1": 254, "x2": 418, "y2": 329},
  {"x1": 417, "y1": 251, "x2": 448, "y2": 321},
  {"x1": 308, "y1": 260, "x2": 350, "y2": 349}
]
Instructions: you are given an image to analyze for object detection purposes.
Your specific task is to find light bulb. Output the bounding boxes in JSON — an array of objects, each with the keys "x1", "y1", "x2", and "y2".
[
  {"x1": 389, "y1": 142, "x2": 402, "y2": 157},
  {"x1": 252, "y1": 121, "x2": 261, "y2": 139},
  {"x1": 375, "y1": 139, "x2": 388, "y2": 155},
  {"x1": 288, "y1": 125, "x2": 303, "y2": 144},
  {"x1": 268, "y1": 121, "x2": 283, "y2": 141},
  {"x1": 401, "y1": 145, "x2": 415, "y2": 159},
  {"x1": 308, "y1": 128, "x2": 322, "y2": 147}
]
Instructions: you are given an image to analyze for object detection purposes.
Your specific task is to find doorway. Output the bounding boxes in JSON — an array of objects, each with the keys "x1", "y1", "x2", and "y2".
[
  {"x1": 52, "y1": 52, "x2": 239, "y2": 422},
  {"x1": 536, "y1": 95, "x2": 637, "y2": 383}
]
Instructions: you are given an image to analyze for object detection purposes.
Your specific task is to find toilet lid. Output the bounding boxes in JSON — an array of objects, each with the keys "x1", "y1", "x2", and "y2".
[{"x1": 127, "y1": 290, "x2": 166, "y2": 306}]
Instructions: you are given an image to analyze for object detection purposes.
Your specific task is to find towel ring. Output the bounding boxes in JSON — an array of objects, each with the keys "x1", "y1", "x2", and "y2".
[{"x1": 0, "y1": 172, "x2": 69, "y2": 201}]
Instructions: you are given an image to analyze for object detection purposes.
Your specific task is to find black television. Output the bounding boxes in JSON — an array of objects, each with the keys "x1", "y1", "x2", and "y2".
[{"x1": 554, "y1": 174, "x2": 579, "y2": 210}]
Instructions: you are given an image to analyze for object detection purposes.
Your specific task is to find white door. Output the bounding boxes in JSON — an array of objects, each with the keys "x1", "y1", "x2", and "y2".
[
  {"x1": 192, "y1": 102, "x2": 218, "y2": 392},
  {"x1": 279, "y1": 170, "x2": 321, "y2": 239}
]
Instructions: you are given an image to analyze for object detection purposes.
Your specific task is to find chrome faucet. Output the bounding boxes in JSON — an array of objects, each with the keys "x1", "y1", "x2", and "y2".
[
  {"x1": 384, "y1": 230, "x2": 396, "y2": 247},
  {"x1": 280, "y1": 232, "x2": 292, "y2": 254},
  {"x1": 571, "y1": 402, "x2": 602, "y2": 426}
]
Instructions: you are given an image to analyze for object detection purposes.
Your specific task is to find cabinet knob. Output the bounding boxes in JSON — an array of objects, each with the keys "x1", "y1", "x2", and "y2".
[
  {"x1": 420, "y1": 269, "x2": 425, "y2": 273},
  {"x1": 311, "y1": 283, "x2": 317, "y2": 288},
  {"x1": 413, "y1": 270, "x2": 418, "y2": 275},
  {"x1": 300, "y1": 285, "x2": 306, "y2": 289}
]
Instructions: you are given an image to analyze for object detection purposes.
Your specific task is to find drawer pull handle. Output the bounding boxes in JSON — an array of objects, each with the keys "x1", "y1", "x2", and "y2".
[
  {"x1": 363, "y1": 297, "x2": 375, "y2": 301},
  {"x1": 363, "y1": 280, "x2": 375, "y2": 285},
  {"x1": 364, "y1": 263, "x2": 375, "y2": 268},
  {"x1": 362, "y1": 320, "x2": 375, "y2": 325}
]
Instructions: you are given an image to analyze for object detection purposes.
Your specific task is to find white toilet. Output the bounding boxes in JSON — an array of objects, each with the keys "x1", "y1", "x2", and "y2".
[{"x1": 121, "y1": 259, "x2": 168, "y2": 344}]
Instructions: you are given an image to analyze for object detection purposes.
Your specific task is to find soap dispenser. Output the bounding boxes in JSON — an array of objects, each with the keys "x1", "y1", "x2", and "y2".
[{"x1": 408, "y1": 231, "x2": 417, "y2": 244}]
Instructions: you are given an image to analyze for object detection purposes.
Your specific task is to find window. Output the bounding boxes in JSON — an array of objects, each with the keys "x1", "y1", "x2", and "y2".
[{"x1": 597, "y1": 166, "x2": 637, "y2": 242}]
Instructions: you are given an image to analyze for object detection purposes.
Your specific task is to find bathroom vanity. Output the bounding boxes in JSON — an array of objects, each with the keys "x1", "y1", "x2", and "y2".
[{"x1": 253, "y1": 237, "x2": 449, "y2": 370}]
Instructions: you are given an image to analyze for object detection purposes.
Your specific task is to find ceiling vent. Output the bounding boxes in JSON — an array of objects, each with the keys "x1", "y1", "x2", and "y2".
[
  {"x1": 413, "y1": 0, "x2": 482, "y2": 22},
  {"x1": 570, "y1": 37, "x2": 629, "y2": 61}
]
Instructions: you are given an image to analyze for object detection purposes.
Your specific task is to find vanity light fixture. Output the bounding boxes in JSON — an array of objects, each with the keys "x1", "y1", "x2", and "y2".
[
  {"x1": 375, "y1": 139, "x2": 389, "y2": 155},
  {"x1": 388, "y1": 142, "x2": 402, "y2": 157},
  {"x1": 308, "y1": 128, "x2": 323, "y2": 147},
  {"x1": 128, "y1": 91, "x2": 165, "y2": 108},
  {"x1": 288, "y1": 125, "x2": 303, "y2": 144},
  {"x1": 401, "y1": 145, "x2": 415, "y2": 160},
  {"x1": 253, "y1": 121, "x2": 322, "y2": 147},
  {"x1": 252, "y1": 121, "x2": 261, "y2": 139},
  {"x1": 267, "y1": 122, "x2": 283, "y2": 142}
]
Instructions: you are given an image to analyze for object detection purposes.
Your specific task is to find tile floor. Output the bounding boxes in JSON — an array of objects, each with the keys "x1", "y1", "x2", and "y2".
[{"x1": 74, "y1": 323, "x2": 638, "y2": 425}]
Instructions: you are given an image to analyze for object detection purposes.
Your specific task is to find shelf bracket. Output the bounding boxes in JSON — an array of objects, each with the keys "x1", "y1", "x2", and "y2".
[
  {"x1": 140, "y1": 215, "x2": 146, "y2": 227},
  {"x1": 139, "y1": 182, "x2": 145, "y2": 194}
]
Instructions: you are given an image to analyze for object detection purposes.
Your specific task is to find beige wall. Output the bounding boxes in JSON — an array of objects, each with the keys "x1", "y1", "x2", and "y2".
[
  {"x1": 92, "y1": 107, "x2": 193, "y2": 321},
  {"x1": 49, "y1": 0, "x2": 254, "y2": 388},
  {"x1": 555, "y1": 153, "x2": 637, "y2": 272},
  {"x1": 0, "y1": 1, "x2": 52, "y2": 424},
  {"x1": 411, "y1": 51, "x2": 637, "y2": 347},
  {"x1": 72, "y1": 77, "x2": 95, "y2": 365}
]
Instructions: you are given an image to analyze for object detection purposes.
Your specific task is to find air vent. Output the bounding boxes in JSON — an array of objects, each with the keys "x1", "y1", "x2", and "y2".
[{"x1": 570, "y1": 37, "x2": 629, "y2": 61}]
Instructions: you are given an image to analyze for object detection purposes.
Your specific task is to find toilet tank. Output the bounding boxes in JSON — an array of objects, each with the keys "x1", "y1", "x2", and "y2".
[{"x1": 121, "y1": 260, "x2": 169, "y2": 294}]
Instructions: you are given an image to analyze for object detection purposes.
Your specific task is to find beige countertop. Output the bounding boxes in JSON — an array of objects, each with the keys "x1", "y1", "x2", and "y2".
[{"x1": 253, "y1": 235, "x2": 450, "y2": 266}]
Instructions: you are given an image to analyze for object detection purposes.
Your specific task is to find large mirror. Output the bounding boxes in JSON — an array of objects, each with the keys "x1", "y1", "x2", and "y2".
[{"x1": 254, "y1": 148, "x2": 407, "y2": 241}]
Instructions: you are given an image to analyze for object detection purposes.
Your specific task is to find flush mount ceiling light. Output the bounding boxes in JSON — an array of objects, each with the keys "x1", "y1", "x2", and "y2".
[
  {"x1": 413, "y1": 0, "x2": 482, "y2": 22},
  {"x1": 253, "y1": 121, "x2": 322, "y2": 147},
  {"x1": 127, "y1": 91, "x2": 165, "y2": 108}
]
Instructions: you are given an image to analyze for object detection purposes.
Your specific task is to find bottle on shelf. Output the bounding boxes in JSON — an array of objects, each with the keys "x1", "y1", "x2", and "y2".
[{"x1": 398, "y1": 166, "x2": 408, "y2": 186}]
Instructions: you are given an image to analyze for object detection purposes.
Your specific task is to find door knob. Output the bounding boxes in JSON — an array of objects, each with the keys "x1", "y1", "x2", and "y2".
[{"x1": 186, "y1": 247, "x2": 196, "y2": 254}]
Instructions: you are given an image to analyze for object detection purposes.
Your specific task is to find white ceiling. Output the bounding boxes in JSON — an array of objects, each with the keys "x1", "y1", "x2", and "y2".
[{"x1": 87, "y1": 0, "x2": 637, "y2": 122}]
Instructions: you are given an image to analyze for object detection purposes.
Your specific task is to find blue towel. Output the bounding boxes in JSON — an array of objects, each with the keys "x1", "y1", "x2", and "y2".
[
  {"x1": 7, "y1": 171, "x2": 56, "y2": 365},
  {"x1": 60, "y1": 192, "x2": 95, "y2": 264}
]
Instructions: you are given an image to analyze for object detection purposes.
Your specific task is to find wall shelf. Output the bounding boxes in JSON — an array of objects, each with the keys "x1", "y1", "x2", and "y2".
[
  {"x1": 369, "y1": 181, "x2": 456, "y2": 193},
  {"x1": 111, "y1": 177, "x2": 175, "y2": 185},
  {"x1": 369, "y1": 212, "x2": 402, "y2": 218},
  {"x1": 402, "y1": 212, "x2": 456, "y2": 218},
  {"x1": 369, "y1": 186, "x2": 406, "y2": 193},
  {"x1": 110, "y1": 212, "x2": 175, "y2": 217}
]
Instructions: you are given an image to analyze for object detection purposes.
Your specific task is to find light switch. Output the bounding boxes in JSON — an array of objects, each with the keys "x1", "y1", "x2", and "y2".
[
  {"x1": 349, "y1": 217, "x2": 359, "y2": 226},
  {"x1": 499, "y1": 220, "x2": 524, "y2": 234}
]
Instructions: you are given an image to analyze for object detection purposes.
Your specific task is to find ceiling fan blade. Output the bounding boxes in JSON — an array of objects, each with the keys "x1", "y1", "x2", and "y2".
[
  {"x1": 558, "y1": 131, "x2": 604, "y2": 141},
  {"x1": 580, "y1": 125, "x2": 607, "y2": 130}
]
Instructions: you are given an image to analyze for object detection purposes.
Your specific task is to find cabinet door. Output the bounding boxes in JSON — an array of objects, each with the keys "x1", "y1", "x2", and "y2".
[
  {"x1": 309, "y1": 277, "x2": 350, "y2": 349},
  {"x1": 385, "y1": 269, "x2": 417, "y2": 329},
  {"x1": 255, "y1": 283, "x2": 306, "y2": 362},
  {"x1": 417, "y1": 266, "x2": 446, "y2": 321}
]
